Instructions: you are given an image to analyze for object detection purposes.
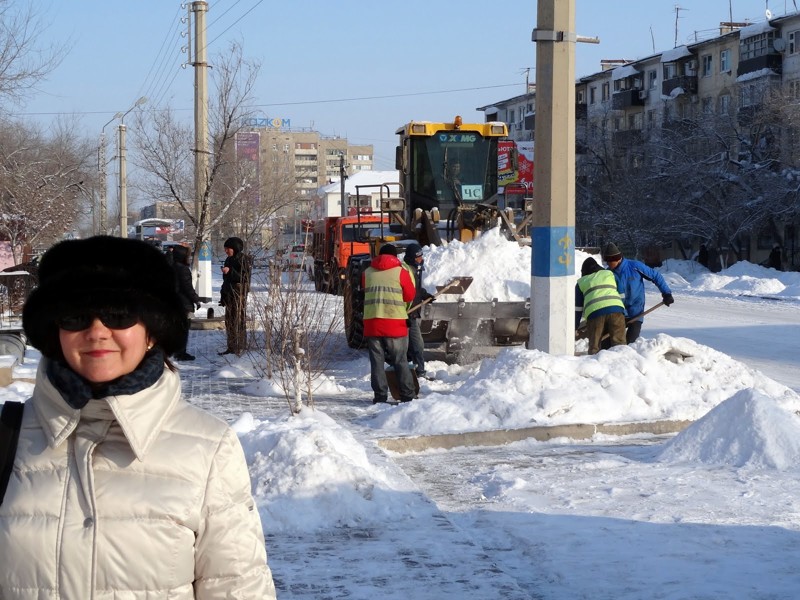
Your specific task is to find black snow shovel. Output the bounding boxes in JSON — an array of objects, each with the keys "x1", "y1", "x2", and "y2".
[{"x1": 407, "y1": 276, "x2": 473, "y2": 315}]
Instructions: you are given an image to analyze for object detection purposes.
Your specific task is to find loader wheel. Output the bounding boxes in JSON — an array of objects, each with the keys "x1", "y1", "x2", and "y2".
[{"x1": 343, "y1": 263, "x2": 366, "y2": 349}]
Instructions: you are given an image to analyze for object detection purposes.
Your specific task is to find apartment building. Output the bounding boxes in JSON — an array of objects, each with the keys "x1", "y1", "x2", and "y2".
[
  {"x1": 479, "y1": 12, "x2": 800, "y2": 268},
  {"x1": 248, "y1": 128, "x2": 374, "y2": 197}
]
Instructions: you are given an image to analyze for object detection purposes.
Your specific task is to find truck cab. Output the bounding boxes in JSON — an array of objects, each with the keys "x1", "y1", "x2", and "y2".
[{"x1": 311, "y1": 214, "x2": 389, "y2": 295}]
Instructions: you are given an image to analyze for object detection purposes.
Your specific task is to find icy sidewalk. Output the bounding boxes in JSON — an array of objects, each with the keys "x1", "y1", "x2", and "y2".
[{"x1": 178, "y1": 327, "x2": 535, "y2": 599}]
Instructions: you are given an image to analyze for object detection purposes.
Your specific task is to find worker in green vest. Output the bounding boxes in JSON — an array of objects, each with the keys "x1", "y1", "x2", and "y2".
[
  {"x1": 575, "y1": 257, "x2": 626, "y2": 355},
  {"x1": 361, "y1": 244, "x2": 417, "y2": 403}
]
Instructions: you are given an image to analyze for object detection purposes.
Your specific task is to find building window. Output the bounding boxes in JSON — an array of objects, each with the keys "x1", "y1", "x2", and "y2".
[
  {"x1": 740, "y1": 32, "x2": 775, "y2": 60},
  {"x1": 790, "y1": 80, "x2": 800, "y2": 99},
  {"x1": 663, "y1": 63, "x2": 676, "y2": 79},
  {"x1": 648, "y1": 70, "x2": 657, "y2": 89},
  {"x1": 647, "y1": 109, "x2": 657, "y2": 128},
  {"x1": 740, "y1": 84, "x2": 757, "y2": 108},
  {"x1": 701, "y1": 96, "x2": 713, "y2": 114},
  {"x1": 589, "y1": 86, "x2": 596, "y2": 104},
  {"x1": 614, "y1": 116, "x2": 622, "y2": 130},
  {"x1": 602, "y1": 82, "x2": 610, "y2": 101},
  {"x1": 701, "y1": 54, "x2": 712, "y2": 77},
  {"x1": 577, "y1": 89, "x2": 585, "y2": 103},
  {"x1": 720, "y1": 49, "x2": 731, "y2": 72},
  {"x1": 719, "y1": 94, "x2": 731, "y2": 114},
  {"x1": 789, "y1": 30, "x2": 800, "y2": 54}
]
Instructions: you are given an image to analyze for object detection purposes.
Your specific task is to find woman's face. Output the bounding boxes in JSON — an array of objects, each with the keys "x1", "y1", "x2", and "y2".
[{"x1": 59, "y1": 318, "x2": 151, "y2": 383}]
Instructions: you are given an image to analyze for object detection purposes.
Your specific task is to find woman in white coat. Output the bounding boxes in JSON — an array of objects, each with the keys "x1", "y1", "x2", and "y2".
[{"x1": 0, "y1": 236, "x2": 276, "y2": 599}]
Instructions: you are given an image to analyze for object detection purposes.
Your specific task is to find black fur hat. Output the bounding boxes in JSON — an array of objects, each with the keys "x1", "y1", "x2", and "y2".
[
  {"x1": 223, "y1": 237, "x2": 244, "y2": 253},
  {"x1": 22, "y1": 236, "x2": 188, "y2": 359}
]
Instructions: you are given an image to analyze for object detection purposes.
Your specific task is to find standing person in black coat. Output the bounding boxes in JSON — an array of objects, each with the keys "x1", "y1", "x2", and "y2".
[
  {"x1": 768, "y1": 245, "x2": 783, "y2": 271},
  {"x1": 403, "y1": 243, "x2": 434, "y2": 379},
  {"x1": 171, "y1": 245, "x2": 201, "y2": 361},
  {"x1": 219, "y1": 236, "x2": 250, "y2": 356}
]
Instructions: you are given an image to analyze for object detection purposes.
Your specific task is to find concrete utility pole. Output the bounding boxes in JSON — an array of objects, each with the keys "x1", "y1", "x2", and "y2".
[
  {"x1": 191, "y1": 1, "x2": 212, "y2": 301},
  {"x1": 117, "y1": 97, "x2": 147, "y2": 238},
  {"x1": 530, "y1": 0, "x2": 577, "y2": 355},
  {"x1": 339, "y1": 152, "x2": 348, "y2": 217}
]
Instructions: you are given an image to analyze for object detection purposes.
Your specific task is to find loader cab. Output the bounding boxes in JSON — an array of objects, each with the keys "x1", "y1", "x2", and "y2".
[{"x1": 396, "y1": 118, "x2": 507, "y2": 242}]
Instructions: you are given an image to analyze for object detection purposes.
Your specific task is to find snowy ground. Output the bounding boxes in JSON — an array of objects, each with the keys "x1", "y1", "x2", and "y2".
[{"x1": 4, "y1": 234, "x2": 800, "y2": 599}]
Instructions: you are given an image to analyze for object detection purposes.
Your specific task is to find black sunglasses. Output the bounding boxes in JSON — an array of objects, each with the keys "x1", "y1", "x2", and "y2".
[{"x1": 56, "y1": 309, "x2": 140, "y2": 332}]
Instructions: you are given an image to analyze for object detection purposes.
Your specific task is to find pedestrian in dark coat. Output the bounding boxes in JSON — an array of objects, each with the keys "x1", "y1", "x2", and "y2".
[
  {"x1": 403, "y1": 243, "x2": 434, "y2": 378},
  {"x1": 697, "y1": 244, "x2": 709, "y2": 268},
  {"x1": 172, "y1": 245, "x2": 201, "y2": 361},
  {"x1": 768, "y1": 245, "x2": 782, "y2": 271},
  {"x1": 219, "y1": 237, "x2": 250, "y2": 356}
]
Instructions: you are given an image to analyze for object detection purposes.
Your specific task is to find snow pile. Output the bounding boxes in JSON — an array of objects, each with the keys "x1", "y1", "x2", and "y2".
[
  {"x1": 420, "y1": 228, "x2": 595, "y2": 302},
  {"x1": 422, "y1": 228, "x2": 531, "y2": 301},
  {"x1": 237, "y1": 410, "x2": 421, "y2": 532},
  {"x1": 364, "y1": 334, "x2": 800, "y2": 435},
  {"x1": 657, "y1": 389, "x2": 800, "y2": 469}
]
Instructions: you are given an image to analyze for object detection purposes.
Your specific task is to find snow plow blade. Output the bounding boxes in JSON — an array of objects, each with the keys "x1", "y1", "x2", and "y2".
[{"x1": 417, "y1": 298, "x2": 530, "y2": 359}]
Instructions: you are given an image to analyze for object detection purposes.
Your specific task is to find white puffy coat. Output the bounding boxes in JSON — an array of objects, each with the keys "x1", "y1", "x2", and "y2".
[{"x1": 0, "y1": 362, "x2": 276, "y2": 599}]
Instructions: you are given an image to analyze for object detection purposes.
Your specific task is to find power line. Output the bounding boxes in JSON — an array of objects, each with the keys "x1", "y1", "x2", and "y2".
[
  {"x1": 136, "y1": 5, "x2": 183, "y2": 102},
  {"x1": 205, "y1": 0, "x2": 265, "y2": 49},
  {"x1": 249, "y1": 83, "x2": 522, "y2": 108},
  {"x1": 13, "y1": 83, "x2": 521, "y2": 118}
]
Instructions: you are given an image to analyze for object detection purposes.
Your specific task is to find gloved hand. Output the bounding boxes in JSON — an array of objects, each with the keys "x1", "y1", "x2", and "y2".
[
  {"x1": 662, "y1": 293, "x2": 674, "y2": 306},
  {"x1": 196, "y1": 302, "x2": 203, "y2": 311},
  {"x1": 425, "y1": 293, "x2": 435, "y2": 303}
]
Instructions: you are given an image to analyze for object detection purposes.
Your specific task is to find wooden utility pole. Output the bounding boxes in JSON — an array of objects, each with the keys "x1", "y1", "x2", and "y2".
[{"x1": 530, "y1": 0, "x2": 576, "y2": 355}]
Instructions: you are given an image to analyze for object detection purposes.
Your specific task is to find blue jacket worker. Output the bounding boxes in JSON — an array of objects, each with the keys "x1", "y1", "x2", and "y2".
[
  {"x1": 575, "y1": 257, "x2": 626, "y2": 355},
  {"x1": 602, "y1": 242, "x2": 674, "y2": 344}
]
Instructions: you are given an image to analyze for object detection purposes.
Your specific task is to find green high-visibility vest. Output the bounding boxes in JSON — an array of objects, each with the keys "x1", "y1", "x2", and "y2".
[
  {"x1": 364, "y1": 266, "x2": 407, "y2": 321},
  {"x1": 578, "y1": 269, "x2": 624, "y2": 319}
]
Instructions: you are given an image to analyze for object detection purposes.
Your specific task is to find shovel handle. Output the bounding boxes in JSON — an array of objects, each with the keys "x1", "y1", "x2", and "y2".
[{"x1": 407, "y1": 280, "x2": 459, "y2": 314}]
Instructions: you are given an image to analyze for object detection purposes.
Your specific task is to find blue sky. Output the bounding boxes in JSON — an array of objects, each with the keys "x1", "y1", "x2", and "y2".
[{"x1": 17, "y1": 0, "x2": 787, "y2": 172}]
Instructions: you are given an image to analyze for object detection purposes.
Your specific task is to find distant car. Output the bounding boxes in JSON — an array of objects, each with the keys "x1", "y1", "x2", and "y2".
[{"x1": 282, "y1": 244, "x2": 308, "y2": 271}]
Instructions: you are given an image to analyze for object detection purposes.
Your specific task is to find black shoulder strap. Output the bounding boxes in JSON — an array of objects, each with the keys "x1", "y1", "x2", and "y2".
[{"x1": 0, "y1": 401, "x2": 24, "y2": 507}]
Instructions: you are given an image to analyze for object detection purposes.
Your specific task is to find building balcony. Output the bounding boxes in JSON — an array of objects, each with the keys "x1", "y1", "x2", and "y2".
[
  {"x1": 612, "y1": 89, "x2": 645, "y2": 110},
  {"x1": 662, "y1": 75, "x2": 698, "y2": 98},
  {"x1": 576, "y1": 103, "x2": 588, "y2": 120},
  {"x1": 612, "y1": 129, "x2": 643, "y2": 148},
  {"x1": 737, "y1": 53, "x2": 782, "y2": 78}
]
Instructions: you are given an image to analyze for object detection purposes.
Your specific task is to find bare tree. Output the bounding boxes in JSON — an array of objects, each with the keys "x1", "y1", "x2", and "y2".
[
  {"x1": 248, "y1": 254, "x2": 343, "y2": 415},
  {"x1": 134, "y1": 43, "x2": 259, "y2": 258},
  {"x1": 0, "y1": 117, "x2": 95, "y2": 259},
  {"x1": 0, "y1": 0, "x2": 66, "y2": 104},
  {"x1": 577, "y1": 87, "x2": 800, "y2": 261}
]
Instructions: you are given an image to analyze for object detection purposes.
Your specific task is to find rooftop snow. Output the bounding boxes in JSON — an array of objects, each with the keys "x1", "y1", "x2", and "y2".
[
  {"x1": 612, "y1": 64, "x2": 640, "y2": 80},
  {"x1": 660, "y1": 45, "x2": 693, "y2": 63},
  {"x1": 739, "y1": 21, "x2": 776, "y2": 39}
]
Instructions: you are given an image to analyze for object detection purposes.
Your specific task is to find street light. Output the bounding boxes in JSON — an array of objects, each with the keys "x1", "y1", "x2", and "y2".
[
  {"x1": 117, "y1": 96, "x2": 147, "y2": 238},
  {"x1": 98, "y1": 112, "x2": 123, "y2": 235}
]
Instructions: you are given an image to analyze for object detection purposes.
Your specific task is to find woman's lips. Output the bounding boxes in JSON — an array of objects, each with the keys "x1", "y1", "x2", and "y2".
[{"x1": 85, "y1": 350, "x2": 115, "y2": 358}]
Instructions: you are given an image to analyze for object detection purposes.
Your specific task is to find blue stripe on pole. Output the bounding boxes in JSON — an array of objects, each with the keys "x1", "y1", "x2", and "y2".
[
  {"x1": 199, "y1": 240, "x2": 212, "y2": 262},
  {"x1": 531, "y1": 226, "x2": 575, "y2": 277}
]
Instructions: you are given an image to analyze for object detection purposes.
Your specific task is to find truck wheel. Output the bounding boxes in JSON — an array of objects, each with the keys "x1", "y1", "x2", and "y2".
[
  {"x1": 313, "y1": 268, "x2": 323, "y2": 292},
  {"x1": 343, "y1": 265, "x2": 366, "y2": 349}
]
